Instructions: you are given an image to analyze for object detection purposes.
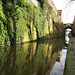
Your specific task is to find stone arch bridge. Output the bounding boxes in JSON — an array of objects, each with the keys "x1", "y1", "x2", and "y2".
[{"x1": 64, "y1": 24, "x2": 73, "y2": 29}]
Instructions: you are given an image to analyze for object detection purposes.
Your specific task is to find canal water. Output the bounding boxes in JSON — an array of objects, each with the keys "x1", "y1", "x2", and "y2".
[{"x1": 0, "y1": 38, "x2": 68, "y2": 75}]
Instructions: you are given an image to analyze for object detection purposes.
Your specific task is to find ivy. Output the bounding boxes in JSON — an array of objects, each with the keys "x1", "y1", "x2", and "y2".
[
  {"x1": 0, "y1": 1, "x2": 10, "y2": 46},
  {"x1": 0, "y1": 0, "x2": 46, "y2": 46},
  {"x1": 51, "y1": 7, "x2": 56, "y2": 18},
  {"x1": 38, "y1": 0, "x2": 45, "y2": 8},
  {"x1": 33, "y1": 7, "x2": 45, "y2": 39}
]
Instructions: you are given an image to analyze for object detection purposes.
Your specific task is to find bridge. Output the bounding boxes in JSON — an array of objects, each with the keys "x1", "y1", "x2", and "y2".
[{"x1": 64, "y1": 24, "x2": 73, "y2": 29}]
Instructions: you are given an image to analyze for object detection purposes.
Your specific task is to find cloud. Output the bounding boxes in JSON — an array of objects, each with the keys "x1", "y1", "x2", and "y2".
[
  {"x1": 62, "y1": 1, "x2": 75, "y2": 23},
  {"x1": 52, "y1": 0, "x2": 75, "y2": 23}
]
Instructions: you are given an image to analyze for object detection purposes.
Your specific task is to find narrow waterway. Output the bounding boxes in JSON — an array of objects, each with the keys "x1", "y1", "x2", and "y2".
[{"x1": 0, "y1": 38, "x2": 68, "y2": 75}]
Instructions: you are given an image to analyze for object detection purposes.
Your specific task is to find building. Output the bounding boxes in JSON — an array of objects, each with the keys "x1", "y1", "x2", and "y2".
[{"x1": 57, "y1": 10, "x2": 62, "y2": 16}]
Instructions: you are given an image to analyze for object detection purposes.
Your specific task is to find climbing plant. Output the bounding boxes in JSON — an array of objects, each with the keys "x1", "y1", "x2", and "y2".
[
  {"x1": 0, "y1": 0, "x2": 45, "y2": 46},
  {"x1": 0, "y1": 0, "x2": 63, "y2": 46},
  {"x1": 37, "y1": 0, "x2": 45, "y2": 8},
  {"x1": 51, "y1": 7, "x2": 56, "y2": 19},
  {"x1": 33, "y1": 7, "x2": 45, "y2": 39},
  {"x1": 0, "y1": 1, "x2": 10, "y2": 46}
]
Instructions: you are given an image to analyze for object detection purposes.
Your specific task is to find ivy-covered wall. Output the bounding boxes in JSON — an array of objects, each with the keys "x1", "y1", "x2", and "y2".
[
  {"x1": 0, "y1": 0, "x2": 64, "y2": 46},
  {"x1": 0, "y1": 1, "x2": 10, "y2": 46}
]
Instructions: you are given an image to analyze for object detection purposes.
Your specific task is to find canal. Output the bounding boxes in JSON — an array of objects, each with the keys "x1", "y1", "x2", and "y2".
[{"x1": 0, "y1": 38, "x2": 68, "y2": 75}]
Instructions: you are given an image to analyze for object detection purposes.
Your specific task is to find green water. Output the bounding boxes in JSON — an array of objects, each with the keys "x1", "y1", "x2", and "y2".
[{"x1": 0, "y1": 38, "x2": 65, "y2": 75}]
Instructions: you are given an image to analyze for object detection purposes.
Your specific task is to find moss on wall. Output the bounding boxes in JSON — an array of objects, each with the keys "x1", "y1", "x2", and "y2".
[
  {"x1": 0, "y1": 0, "x2": 64, "y2": 46},
  {"x1": 0, "y1": 0, "x2": 46, "y2": 46},
  {"x1": 0, "y1": 1, "x2": 10, "y2": 46}
]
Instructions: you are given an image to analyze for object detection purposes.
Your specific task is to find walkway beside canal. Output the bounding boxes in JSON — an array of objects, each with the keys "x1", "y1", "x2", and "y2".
[{"x1": 64, "y1": 37, "x2": 75, "y2": 75}]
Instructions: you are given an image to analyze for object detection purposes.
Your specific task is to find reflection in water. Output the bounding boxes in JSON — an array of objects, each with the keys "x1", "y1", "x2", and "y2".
[
  {"x1": 0, "y1": 39, "x2": 65, "y2": 75},
  {"x1": 65, "y1": 28, "x2": 72, "y2": 44},
  {"x1": 49, "y1": 28, "x2": 72, "y2": 75},
  {"x1": 50, "y1": 48, "x2": 67, "y2": 75}
]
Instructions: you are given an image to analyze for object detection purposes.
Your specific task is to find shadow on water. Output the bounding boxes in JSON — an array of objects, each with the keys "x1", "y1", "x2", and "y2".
[{"x1": 0, "y1": 38, "x2": 66, "y2": 75}]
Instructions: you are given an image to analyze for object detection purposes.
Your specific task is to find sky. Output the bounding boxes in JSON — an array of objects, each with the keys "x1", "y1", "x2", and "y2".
[
  {"x1": 52, "y1": 0, "x2": 63, "y2": 10},
  {"x1": 52, "y1": 0, "x2": 75, "y2": 24}
]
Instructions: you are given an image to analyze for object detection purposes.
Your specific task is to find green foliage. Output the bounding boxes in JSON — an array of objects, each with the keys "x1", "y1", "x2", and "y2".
[
  {"x1": 0, "y1": 46, "x2": 10, "y2": 71},
  {"x1": 0, "y1": 1, "x2": 10, "y2": 46},
  {"x1": 5, "y1": 5, "x2": 28, "y2": 44},
  {"x1": 51, "y1": 7, "x2": 56, "y2": 18},
  {"x1": 0, "y1": 0, "x2": 63, "y2": 46},
  {"x1": 38, "y1": 0, "x2": 45, "y2": 8},
  {"x1": 33, "y1": 7, "x2": 45, "y2": 39},
  {"x1": 0, "y1": 0, "x2": 45, "y2": 46},
  {"x1": 16, "y1": 0, "x2": 26, "y2": 7},
  {"x1": 38, "y1": 0, "x2": 45, "y2": 2}
]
